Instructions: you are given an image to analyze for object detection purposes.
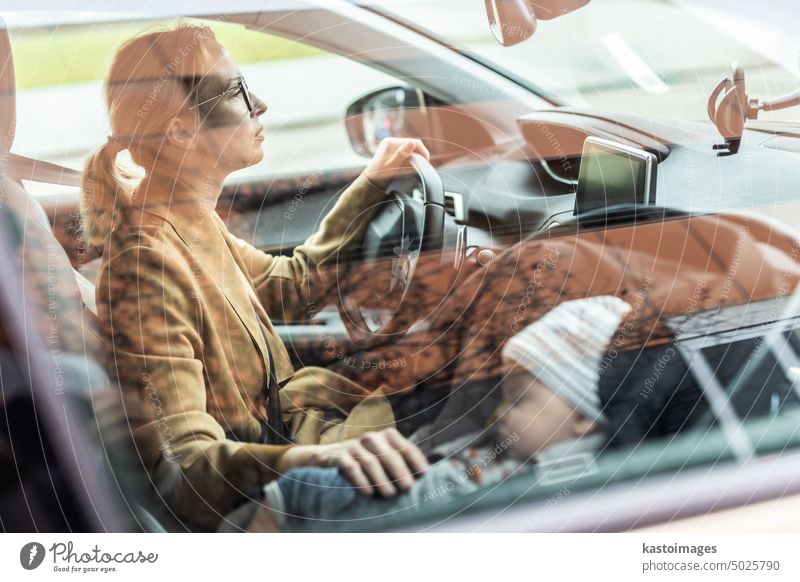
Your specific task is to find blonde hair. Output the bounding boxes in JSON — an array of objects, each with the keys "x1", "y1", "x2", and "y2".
[{"x1": 80, "y1": 23, "x2": 220, "y2": 245}]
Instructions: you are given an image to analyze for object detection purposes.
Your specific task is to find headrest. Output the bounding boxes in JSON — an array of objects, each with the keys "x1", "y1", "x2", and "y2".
[{"x1": 0, "y1": 17, "x2": 16, "y2": 154}]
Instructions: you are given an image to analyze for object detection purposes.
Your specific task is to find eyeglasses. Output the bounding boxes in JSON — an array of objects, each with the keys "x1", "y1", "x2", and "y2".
[{"x1": 188, "y1": 76, "x2": 253, "y2": 113}]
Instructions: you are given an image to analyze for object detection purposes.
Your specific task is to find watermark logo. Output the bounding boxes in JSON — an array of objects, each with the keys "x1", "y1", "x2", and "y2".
[
  {"x1": 20, "y1": 542, "x2": 46, "y2": 570},
  {"x1": 20, "y1": 541, "x2": 158, "y2": 574}
]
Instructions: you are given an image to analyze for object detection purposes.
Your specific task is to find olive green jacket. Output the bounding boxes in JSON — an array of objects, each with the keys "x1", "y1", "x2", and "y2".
[{"x1": 96, "y1": 173, "x2": 394, "y2": 530}]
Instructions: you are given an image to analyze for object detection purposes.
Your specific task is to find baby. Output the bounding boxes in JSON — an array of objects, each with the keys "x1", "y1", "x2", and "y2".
[{"x1": 219, "y1": 295, "x2": 632, "y2": 532}]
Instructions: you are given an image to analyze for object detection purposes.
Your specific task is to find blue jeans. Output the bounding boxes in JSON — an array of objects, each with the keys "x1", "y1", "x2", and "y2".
[{"x1": 264, "y1": 462, "x2": 479, "y2": 531}]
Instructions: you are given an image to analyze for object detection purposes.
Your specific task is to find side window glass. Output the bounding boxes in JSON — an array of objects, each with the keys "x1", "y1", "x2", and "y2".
[{"x1": 8, "y1": 16, "x2": 397, "y2": 198}]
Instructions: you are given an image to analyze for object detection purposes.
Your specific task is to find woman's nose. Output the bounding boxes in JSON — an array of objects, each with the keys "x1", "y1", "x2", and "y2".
[{"x1": 250, "y1": 92, "x2": 267, "y2": 117}]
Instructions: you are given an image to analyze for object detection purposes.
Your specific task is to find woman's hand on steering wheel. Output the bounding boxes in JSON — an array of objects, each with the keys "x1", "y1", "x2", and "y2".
[
  {"x1": 363, "y1": 137, "x2": 431, "y2": 190},
  {"x1": 276, "y1": 428, "x2": 430, "y2": 497}
]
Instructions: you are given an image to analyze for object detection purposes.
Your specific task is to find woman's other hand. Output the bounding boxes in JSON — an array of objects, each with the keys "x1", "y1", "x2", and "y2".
[
  {"x1": 276, "y1": 428, "x2": 430, "y2": 497},
  {"x1": 362, "y1": 137, "x2": 431, "y2": 190}
]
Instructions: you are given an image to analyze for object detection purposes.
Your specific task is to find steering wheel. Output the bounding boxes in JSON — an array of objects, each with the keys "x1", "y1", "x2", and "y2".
[{"x1": 337, "y1": 153, "x2": 447, "y2": 350}]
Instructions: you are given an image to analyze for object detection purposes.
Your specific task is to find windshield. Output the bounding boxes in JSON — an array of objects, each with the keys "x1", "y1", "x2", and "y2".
[{"x1": 374, "y1": 0, "x2": 800, "y2": 122}]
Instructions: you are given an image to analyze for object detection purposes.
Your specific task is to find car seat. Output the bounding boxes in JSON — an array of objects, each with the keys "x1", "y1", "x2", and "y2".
[{"x1": 0, "y1": 18, "x2": 167, "y2": 532}]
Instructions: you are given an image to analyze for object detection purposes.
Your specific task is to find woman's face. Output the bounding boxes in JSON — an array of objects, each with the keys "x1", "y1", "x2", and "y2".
[{"x1": 188, "y1": 43, "x2": 267, "y2": 176}]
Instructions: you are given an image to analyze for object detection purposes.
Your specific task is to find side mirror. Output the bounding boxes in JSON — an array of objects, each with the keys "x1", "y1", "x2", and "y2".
[
  {"x1": 345, "y1": 86, "x2": 428, "y2": 158},
  {"x1": 484, "y1": 0, "x2": 592, "y2": 47}
]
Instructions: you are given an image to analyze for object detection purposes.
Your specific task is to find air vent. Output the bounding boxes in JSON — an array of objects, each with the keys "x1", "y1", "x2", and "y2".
[{"x1": 443, "y1": 191, "x2": 465, "y2": 222}]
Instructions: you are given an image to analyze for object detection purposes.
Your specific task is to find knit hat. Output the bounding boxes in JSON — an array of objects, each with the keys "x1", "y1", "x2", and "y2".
[{"x1": 502, "y1": 295, "x2": 632, "y2": 425}]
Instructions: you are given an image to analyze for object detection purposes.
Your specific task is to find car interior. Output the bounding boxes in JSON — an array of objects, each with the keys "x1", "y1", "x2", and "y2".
[{"x1": 4, "y1": 3, "x2": 800, "y2": 532}]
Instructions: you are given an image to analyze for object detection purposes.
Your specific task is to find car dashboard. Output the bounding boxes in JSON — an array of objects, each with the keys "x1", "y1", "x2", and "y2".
[{"x1": 434, "y1": 108, "x2": 800, "y2": 249}]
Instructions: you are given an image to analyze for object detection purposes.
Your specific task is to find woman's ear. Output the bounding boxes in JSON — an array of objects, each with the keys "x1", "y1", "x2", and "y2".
[
  {"x1": 571, "y1": 415, "x2": 597, "y2": 438},
  {"x1": 165, "y1": 117, "x2": 197, "y2": 150}
]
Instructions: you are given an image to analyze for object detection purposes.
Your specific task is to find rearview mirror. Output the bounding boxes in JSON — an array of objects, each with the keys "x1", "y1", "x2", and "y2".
[
  {"x1": 484, "y1": 0, "x2": 592, "y2": 46},
  {"x1": 484, "y1": 0, "x2": 536, "y2": 47}
]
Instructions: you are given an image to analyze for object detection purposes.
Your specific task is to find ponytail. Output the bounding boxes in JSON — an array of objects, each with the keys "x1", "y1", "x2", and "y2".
[{"x1": 79, "y1": 138, "x2": 135, "y2": 246}]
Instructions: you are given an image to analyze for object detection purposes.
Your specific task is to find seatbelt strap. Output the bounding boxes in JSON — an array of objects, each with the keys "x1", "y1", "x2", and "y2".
[
  {"x1": 252, "y1": 304, "x2": 292, "y2": 446},
  {"x1": 6, "y1": 153, "x2": 82, "y2": 187}
]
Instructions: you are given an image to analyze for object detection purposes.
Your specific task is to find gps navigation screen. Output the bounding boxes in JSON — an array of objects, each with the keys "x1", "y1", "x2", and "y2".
[{"x1": 575, "y1": 138, "x2": 656, "y2": 215}]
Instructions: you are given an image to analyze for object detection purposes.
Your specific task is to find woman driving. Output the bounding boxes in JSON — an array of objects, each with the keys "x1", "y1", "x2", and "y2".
[{"x1": 82, "y1": 24, "x2": 429, "y2": 531}]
